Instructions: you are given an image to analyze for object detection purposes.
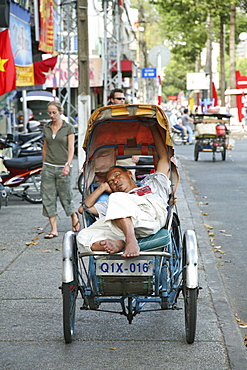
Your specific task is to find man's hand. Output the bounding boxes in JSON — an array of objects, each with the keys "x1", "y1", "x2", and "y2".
[
  {"x1": 99, "y1": 182, "x2": 112, "y2": 194},
  {"x1": 132, "y1": 155, "x2": 139, "y2": 164}
]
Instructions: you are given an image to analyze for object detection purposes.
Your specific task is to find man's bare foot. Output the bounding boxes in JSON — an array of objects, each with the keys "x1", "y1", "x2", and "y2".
[
  {"x1": 93, "y1": 238, "x2": 140, "y2": 258},
  {"x1": 99, "y1": 239, "x2": 125, "y2": 254},
  {"x1": 122, "y1": 240, "x2": 140, "y2": 258}
]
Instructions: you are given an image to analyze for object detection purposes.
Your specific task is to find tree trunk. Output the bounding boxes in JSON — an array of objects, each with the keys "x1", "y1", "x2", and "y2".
[
  {"x1": 220, "y1": 16, "x2": 225, "y2": 107},
  {"x1": 229, "y1": 4, "x2": 236, "y2": 108},
  {"x1": 205, "y1": 14, "x2": 212, "y2": 100}
]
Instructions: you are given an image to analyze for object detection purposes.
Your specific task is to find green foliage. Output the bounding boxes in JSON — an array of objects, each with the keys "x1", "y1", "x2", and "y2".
[
  {"x1": 130, "y1": 0, "x2": 164, "y2": 49},
  {"x1": 161, "y1": 55, "x2": 194, "y2": 98},
  {"x1": 131, "y1": 0, "x2": 247, "y2": 94},
  {"x1": 237, "y1": 58, "x2": 247, "y2": 77}
]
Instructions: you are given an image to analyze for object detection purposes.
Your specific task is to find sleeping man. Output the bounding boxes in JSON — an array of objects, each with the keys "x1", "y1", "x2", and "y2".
[{"x1": 77, "y1": 122, "x2": 172, "y2": 258}]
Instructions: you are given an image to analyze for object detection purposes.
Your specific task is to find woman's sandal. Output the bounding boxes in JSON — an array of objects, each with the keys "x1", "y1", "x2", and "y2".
[
  {"x1": 44, "y1": 233, "x2": 58, "y2": 239},
  {"x1": 72, "y1": 212, "x2": 80, "y2": 232}
]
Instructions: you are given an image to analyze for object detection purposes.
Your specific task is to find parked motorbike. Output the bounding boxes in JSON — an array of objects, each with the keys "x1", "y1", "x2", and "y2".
[
  {"x1": 0, "y1": 132, "x2": 43, "y2": 157},
  {"x1": 0, "y1": 155, "x2": 42, "y2": 206}
]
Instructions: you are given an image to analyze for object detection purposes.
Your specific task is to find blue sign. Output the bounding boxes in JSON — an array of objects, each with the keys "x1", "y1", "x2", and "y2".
[{"x1": 142, "y1": 68, "x2": 157, "y2": 78}]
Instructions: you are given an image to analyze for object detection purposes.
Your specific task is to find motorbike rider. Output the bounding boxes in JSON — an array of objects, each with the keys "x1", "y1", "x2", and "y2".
[
  {"x1": 169, "y1": 109, "x2": 187, "y2": 139},
  {"x1": 181, "y1": 108, "x2": 194, "y2": 145}
]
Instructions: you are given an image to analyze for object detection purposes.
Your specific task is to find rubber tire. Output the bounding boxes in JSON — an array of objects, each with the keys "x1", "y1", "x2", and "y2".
[
  {"x1": 160, "y1": 213, "x2": 181, "y2": 309},
  {"x1": 63, "y1": 282, "x2": 77, "y2": 344},
  {"x1": 221, "y1": 147, "x2": 226, "y2": 161},
  {"x1": 182, "y1": 236, "x2": 197, "y2": 344},
  {"x1": 184, "y1": 288, "x2": 197, "y2": 344},
  {"x1": 77, "y1": 172, "x2": 84, "y2": 195},
  {"x1": 24, "y1": 173, "x2": 42, "y2": 204},
  {"x1": 172, "y1": 132, "x2": 183, "y2": 146},
  {"x1": 74, "y1": 139, "x2": 78, "y2": 157},
  {"x1": 194, "y1": 142, "x2": 199, "y2": 161}
]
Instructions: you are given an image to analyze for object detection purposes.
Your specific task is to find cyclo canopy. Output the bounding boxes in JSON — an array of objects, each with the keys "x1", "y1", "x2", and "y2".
[{"x1": 82, "y1": 104, "x2": 179, "y2": 195}]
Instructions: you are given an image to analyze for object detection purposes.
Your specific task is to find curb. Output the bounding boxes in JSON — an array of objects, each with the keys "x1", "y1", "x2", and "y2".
[{"x1": 178, "y1": 159, "x2": 247, "y2": 369}]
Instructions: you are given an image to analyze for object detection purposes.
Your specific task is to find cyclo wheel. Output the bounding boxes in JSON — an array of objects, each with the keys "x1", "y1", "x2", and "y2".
[
  {"x1": 194, "y1": 142, "x2": 199, "y2": 161},
  {"x1": 62, "y1": 241, "x2": 78, "y2": 344},
  {"x1": 184, "y1": 287, "x2": 197, "y2": 344},
  {"x1": 77, "y1": 172, "x2": 84, "y2": 195},
  {"x1": 161, "y1": 213, "x2": 181, "y2": 309},
  {"x1": 221, "y1": 147, "x2": 226, "y2": 161},
  {"x1": 182, "y1": 231, "x2": 198, "y2": 344}
]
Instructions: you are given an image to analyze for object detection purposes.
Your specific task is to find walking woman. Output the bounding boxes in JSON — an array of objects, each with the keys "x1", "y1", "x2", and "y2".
[{"x1": 41, "y1": 101, "x2": 80, "y2": 239}]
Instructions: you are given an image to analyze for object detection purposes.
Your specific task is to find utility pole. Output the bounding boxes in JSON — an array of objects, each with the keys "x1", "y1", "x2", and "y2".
[
  {"x1": 229, "y1": 4, "x2": 236, "y2": 109},
  {"x1": 205, "y1": 13, "x2": 213, "y2": 100},
  {"x1": 77, "y1": 0, "x2": 90, "y2": 168},
  {"x1": 58, "y1": 0, "x2": 89, "y2": 168},
  {"x1": 219, "y1": 18, "x2": 225, "y2": 107}
]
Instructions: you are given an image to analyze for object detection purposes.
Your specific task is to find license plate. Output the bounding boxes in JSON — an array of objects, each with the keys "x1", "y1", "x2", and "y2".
[
  {"x1": 96, "y1": 257, "x2": 154, "y2": 276},
  {"x1": 216, "y1": 146, "x2": 223, "y2": 152}
]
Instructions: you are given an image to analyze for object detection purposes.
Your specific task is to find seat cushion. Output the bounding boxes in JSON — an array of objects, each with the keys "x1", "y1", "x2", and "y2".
[{"x1": 138, "y1": 228, "x2": 170, "y2": 251}]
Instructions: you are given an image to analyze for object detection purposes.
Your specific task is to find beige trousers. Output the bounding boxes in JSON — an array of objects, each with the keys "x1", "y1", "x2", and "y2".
[{"x1": 77, "y1": 192, "x2": 167, "y2": 252}]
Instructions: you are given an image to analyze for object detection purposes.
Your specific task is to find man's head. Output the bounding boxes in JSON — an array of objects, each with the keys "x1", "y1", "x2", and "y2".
[
  {"x1": 183, "y1": 108, "x2": 189, "y2": 114},
  {"x1": 106, "y1": 166, "x2": 135, "y2": 193},
  {"x1": 110, "y1": 88, "x2": 126, "y2": 105}
]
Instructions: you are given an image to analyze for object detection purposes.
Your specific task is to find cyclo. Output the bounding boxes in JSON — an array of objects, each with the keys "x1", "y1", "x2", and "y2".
[
  {"x1": 61, "y1": 104, "x2": 199, "y2": 344},
  {"x1": 192, "y1": 112, "x2": 230, "y2": 162}
]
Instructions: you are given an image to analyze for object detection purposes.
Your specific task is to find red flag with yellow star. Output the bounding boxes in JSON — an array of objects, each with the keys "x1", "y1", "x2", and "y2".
[
  {"x1": 16, "y1": 56, "x2": 58, "y2": 87},
  {"x1": 0, "y1": 29, "x2": 16, "y2": 96},
  {"x1": 33, "y1": 56, "x2": 57, "y2": 85}
]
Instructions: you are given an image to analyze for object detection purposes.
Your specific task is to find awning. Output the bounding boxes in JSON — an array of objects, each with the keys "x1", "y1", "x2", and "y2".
[{"x1": 111, "y1": 60, "x2": 133, "y2": 78}]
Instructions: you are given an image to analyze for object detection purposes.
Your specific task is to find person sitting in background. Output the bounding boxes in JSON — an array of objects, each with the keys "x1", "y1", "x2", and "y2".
[{"x1": 181, "y1": 108, "x2": 194, "y2": 145}]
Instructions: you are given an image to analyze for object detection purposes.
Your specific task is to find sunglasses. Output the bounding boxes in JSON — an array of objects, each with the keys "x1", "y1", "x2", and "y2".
[{"x1": 114, "y1": 97, "x2": 126, "y2": 100}]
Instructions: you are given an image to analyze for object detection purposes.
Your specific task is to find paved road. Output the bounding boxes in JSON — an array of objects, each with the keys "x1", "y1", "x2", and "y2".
[
  {"x1": 175, "y1": 134, "x2": 247, "y2": 335},
  {"x1": 1, "y1": 155, "x2": 247, "y2": 369}
]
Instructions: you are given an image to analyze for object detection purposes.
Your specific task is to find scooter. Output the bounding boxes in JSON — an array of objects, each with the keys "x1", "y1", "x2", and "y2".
[
  {"x1": 0, "y1": 133, "x2": 43, "y2": 158},
  {"x1": 0, "y1": 155, "x2": 42, "y2": 206},
  {"x1": 171, "y1": 127, "x2": 188, "y2": 146}
]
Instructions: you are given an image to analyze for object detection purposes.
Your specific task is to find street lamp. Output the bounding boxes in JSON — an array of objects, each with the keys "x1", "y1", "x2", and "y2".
[{"x1": 239, "y1": 32, "x2": 247, "y2": 58}]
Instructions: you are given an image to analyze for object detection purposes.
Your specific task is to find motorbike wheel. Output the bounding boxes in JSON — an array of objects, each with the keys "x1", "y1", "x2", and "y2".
[
  {"x1": 172, "y1": 132, "x2": 183, "y2": 146},
  {"x1": 23, "y1": 173, "x2": 42, "y2": 204}
]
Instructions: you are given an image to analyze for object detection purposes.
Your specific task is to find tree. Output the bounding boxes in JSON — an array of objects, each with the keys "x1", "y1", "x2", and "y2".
[
  {"x1": 162, "y1": 56, "x2": 194, "y2": 98},
  {"x1": 131, "y1": 0, "x2": 247, "y2": 105}
]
